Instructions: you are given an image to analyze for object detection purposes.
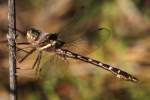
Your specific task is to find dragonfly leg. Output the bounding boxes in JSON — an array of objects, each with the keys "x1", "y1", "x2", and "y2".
[
  {"x1": 18, "y1": 48, "x2": 36, "y2": 63},
  {"x1": 35, "y1": 52, "x2": 42, "y2": 79},
  {"x1": 16, "y1": 47, "x2": 30, "y2": 69},
  {"x1": 16, "y1": 42, "x2": 30, "y2": 45}
]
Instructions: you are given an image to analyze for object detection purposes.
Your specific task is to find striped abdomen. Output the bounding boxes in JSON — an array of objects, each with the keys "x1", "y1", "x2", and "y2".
[{"x1": 56, "y1": 49, "x2": 138, "y2": 82}]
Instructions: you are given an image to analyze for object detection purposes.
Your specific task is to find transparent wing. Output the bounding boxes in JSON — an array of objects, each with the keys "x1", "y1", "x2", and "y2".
[
  {"x1": 39, "y1": 52, "x2": 71, "y2": 80},
  {"x1": 16, "y1": 45, "x2": 70, "y2": 80},
  {"x1": 57, "y1": 4, "x2": 111, "y2": 54},
  {"x1": 61, "y1": 28, "x2": 111, "y2": 54}
]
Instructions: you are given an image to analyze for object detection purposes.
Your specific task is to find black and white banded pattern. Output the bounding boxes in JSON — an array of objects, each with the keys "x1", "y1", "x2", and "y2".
[{"x1": 56, "y1": 49, "x2": 138, "y2": 82}]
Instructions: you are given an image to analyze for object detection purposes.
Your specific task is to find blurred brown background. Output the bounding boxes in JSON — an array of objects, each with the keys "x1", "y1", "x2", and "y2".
[{"x1": 0, "y1": 0, "x2": 150, "y2": 100}]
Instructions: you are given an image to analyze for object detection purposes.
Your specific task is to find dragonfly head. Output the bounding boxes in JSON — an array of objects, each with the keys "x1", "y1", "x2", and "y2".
[{"x1": 26, "y1": 28, "x2": 41, "y2": 43}]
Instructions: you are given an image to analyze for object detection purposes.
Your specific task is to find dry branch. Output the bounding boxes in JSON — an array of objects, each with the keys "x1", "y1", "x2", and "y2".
[{"x1": 8, "y1": 0, "x2": 17, "y2": 100}]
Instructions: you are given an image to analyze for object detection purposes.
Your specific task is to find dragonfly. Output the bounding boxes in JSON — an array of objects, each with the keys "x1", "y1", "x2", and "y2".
[{"x1": 10, "y1": 27, "x2": 138, "y2": 83}]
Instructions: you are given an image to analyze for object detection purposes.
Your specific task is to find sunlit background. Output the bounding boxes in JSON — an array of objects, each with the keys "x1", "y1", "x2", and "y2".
[{"x1": 0, "y1": 0, "x2": 150, "y2": 100}]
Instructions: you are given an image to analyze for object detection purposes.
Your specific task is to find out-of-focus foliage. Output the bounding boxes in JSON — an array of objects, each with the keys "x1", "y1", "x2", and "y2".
[{"x1": 0, "y1": 0, "x2": 150, "y2": 100}]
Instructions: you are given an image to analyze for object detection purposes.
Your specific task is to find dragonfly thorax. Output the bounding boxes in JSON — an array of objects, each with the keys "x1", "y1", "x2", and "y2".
[
  {"x1": 37, "y1": 33, "x2": 65, "y2": 51},
  {"x1": 48, "y1": 33, "x2": 65, "y2": 49},
  {"x1": 54, "y1": 40, "x2": 65, "y2": 49}
]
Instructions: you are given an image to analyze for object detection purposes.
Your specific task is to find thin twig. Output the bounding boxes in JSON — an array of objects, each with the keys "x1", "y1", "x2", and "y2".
[{"x1": 8, "y1": 0, "x2": 17, "y2": 100}]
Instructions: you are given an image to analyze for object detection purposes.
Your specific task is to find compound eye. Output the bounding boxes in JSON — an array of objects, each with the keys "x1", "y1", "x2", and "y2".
[{"x1": 27, "y1": 28, "x2": 41, "y2": 42}]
